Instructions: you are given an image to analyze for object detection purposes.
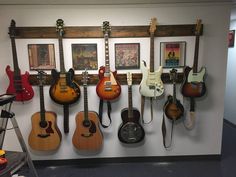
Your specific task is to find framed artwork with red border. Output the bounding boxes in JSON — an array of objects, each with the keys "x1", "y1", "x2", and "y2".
[{"x1": 228, "y1": 30, "x2": 235, "y2": 48}]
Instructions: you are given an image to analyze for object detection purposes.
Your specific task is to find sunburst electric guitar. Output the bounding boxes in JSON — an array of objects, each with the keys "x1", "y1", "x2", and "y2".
[
  {"x1": 72, "y1": 70, "x2": 103, "y2": 151},
  {"x1": 139, "y1": 18, "x2": 164, "y2": 98},
  {"x1": 28, "y1": 71, "x2": 61, "y2": 151},
  {"x1": 96, "y1": 21, "x2": 121, "y2": 101},
  {"x1": 6, "y1": 19, "x2": 34, "y2": 101},
  {"x1": 49, "y1": 19, "x2": 80, "y2": 133}
]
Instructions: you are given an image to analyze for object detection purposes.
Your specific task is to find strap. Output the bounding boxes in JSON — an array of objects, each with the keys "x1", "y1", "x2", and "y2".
[
  {"x1": 162, "y1": 113, "x2": 174, "y2": 149},
  {"x1": 63, "y1": 105, "x2": 69, "y2": 133},
  {"x1": 141, "y1": 96, "x2": 153, "y2": 124},
  {"x1": 183, "y1": 97, "x2": 195, "y2": 130},
  {"x1": 98, "y1": 99, "x2": 112, "y2": 128}
]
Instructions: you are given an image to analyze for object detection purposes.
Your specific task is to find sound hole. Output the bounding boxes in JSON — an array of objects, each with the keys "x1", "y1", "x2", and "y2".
[
  {"x1": 39, "y1": 121, "x2": 48, "y2": 128},
  {"x1": 83, "y1": 120, "x2": 91, "y2": 127}
]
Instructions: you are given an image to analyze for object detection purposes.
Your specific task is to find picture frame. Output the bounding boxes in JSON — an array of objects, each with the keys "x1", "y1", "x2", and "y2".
[
  {"x1": 28, "y1": 44, "x2": 56, "y2": 70},
  {"x1": 72, "y1": 44, "x2": 98, "y2": 70},
  {"x1": 115, "y1": 43, "x2": 140, "y2": 69},
  {"x1": 228, "y1": 30, "x2": 235, "y2": 48},
  {"x1": 160, "y1": 42, "x2": 186, "y2": 68}
]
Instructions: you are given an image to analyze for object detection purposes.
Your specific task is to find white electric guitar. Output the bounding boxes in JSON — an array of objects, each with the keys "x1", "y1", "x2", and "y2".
[{"x1": 139, "y1": 18, "x2": 164, "y2": 98}]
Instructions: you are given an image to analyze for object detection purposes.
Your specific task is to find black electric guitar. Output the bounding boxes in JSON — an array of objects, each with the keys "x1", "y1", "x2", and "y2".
[
  {"x1": 118, "y1": 72, "x2": 145, "y2": 144},
  {"x1": 49, "y1": 19, "x2": 80, "y2": 133},
  {"x1": 164, "y1": 68, "x2": 184, "y2": 120}
]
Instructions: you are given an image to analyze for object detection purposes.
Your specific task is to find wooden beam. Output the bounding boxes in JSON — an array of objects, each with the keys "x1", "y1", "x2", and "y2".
[{"x1": 14, "y1": 24, "x2": 203, "y2": 38}]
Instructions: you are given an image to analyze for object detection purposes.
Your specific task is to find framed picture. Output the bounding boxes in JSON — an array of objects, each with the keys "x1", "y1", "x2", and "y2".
[
  {"x1": 28, "y1": 44, "x2": 55, "y2": 70},
  {"x1": 160, "y1": 42, "x2": 186, "y2": 68},
  {"x1": 228, "y1": 30, "x2": 235, "y2": 48},
  {"x1": 72, "y1": 44, "x2": 98, "y2": 70},
  {"x1": 115, "y1": 43, "x2": 140, "y2": 69}
]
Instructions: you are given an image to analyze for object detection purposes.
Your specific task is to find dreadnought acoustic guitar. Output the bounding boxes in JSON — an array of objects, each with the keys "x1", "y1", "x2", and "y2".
[
  {"x1": 139, "y1": 17, "x2": 164, "y2": 98},
  {"x1": 181, "y1": 19, "x2": 206, "y2": 98},
  {"x1": 164, "y1": 69, "x2": 184, "y2": 121},
  {"x1": 49, "y1": 19, "x2": 80, "y2": 133},
  {"x1": 6, "y1": 19, "x2": 34, "y2": 101},
  {"x1": 118, "y1": 72, "x2": 145, "y2": 144},
  {"x1": 28, "y1": 71, "x2": 62, "y2": 151},
  {"x1": 72, "y1": 70, "x2": 103, "y2": 151},
  {"x1": 96, "y1": 21, "x2": 121, "y2": 101}
]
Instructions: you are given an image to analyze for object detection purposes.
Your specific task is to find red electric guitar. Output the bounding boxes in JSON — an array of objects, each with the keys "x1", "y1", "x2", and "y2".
[
  {"x1": 5, "y1": 20, "x2": 34, "y2": 101},
  {"x1": 96, "y1": 21, "x2": 121, "y2": 101}
]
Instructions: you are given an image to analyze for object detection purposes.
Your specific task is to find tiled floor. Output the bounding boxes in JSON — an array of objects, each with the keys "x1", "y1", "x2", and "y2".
[{"x1": 18, "y1": 120, "x2": 236, "y2": 177}]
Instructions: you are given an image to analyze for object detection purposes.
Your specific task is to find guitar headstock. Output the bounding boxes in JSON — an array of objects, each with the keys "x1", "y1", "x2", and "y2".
[
  {"x1": 149, "y1": 17, "x2": 157, "y2": 35},
  {"x1": 82, "y1": 69, "x2": 89, "y2": 86},
  {"x1": 56, "y1": 19, "x2": 65, "y2": 37},
  {"x1": 169, "y1": 68, "x2": 178, "y2": 84},
  {"x1": 102, "y1": 21, "x2": 111, "y2": 36},
  {"x1": 127, "y1": 72, "x2": 132, "y2": 86},
  {"x1": 37, "y1": 70, "x2": 47, "y2": 86},
  {"x1": 195, "y1": 19, "x2": 202, "y2": 36},
  {"x1": 8, "y1": 19, "x2": 16, "y2": 38}
]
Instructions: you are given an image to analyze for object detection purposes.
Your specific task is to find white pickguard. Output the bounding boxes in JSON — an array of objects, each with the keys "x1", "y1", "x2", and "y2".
[
  {"x1": 104, "y1": 72, "x2": 118, "y2": 85},
  {"x1": 139, "y1": 61, "x2": 164, "y2": 98},
  {"x1": 187, "y1": 67, "x2": 206, "y2": 83}
]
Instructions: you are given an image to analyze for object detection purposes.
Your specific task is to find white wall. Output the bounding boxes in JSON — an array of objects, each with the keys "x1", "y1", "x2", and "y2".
[
  {"x1": 224, "y1": 17, "x2": 236, "y2": 125},
  {"x1": 0, "y1": 3, "x2": 230, "y2": 160}
]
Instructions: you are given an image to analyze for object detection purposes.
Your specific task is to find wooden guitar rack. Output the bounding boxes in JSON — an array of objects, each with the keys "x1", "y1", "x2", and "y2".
[{"x1": 13, "y1": 24, "x2": 203, "y2": 85}]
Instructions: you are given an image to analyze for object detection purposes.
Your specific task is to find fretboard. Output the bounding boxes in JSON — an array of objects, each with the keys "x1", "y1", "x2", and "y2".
[
  {"x1": 58, "y1": 37, "x2": 66, "y2": 73},
  {"x1": 128, "y1": 85, "x2": 134, "y2": 119},
  {"x1": 39, "y1": 84, "x2": 46, "y2": 122},
  {"x1": 150, "y1": 33, "x2": 155, "y2": 72},
  {"x1": 10, "y1": 37, "x2": 20, "y2": 76},
  {"x1": 83, "y1": 85, "x2": 89, "y2": 121},
  {"x1": 193, "y1": 35, "x2": 200, "y2": 73},
  {"x1": 104, "y1": 33, "x2": 110, "y2": 74}
]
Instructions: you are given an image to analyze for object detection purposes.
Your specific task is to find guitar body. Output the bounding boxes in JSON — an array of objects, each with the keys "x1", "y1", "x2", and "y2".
[
  {"x1": 139, "y1": 61, "x2": 164, "y2": 97},
  {"x1": 181, "y1": 66, "x2": 206, "y2": 98},
  {"x1": 5, "y1": 65, "x2": 34, "y2": 101},
  {"x1": 118, "y1": 108, "x2": 145, "y2": 144},
  {"x1": 96, "y1": 66, "x2": 121, "y2": 100},
  {"x1": 72, "y1": 111, "x2": 103, "y2": 151},
  {"x1": 164, "y1": 95, "x2": 184, "y2": 120},
  {"x1": 28, "y1": 111, "x2": 61, "y2": 151},
  {"x1": 49, "y1": 69, "x2": 80, "y2": 105}
]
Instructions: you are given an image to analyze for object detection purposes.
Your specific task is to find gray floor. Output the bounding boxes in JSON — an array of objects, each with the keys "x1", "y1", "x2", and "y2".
[{"x1": 19, "y1": 120, "x2": 236, "y2": 177}]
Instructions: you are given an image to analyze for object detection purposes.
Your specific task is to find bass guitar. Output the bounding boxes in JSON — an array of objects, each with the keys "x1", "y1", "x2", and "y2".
[
  {"x1": 72, "y1": 70, "x2": 103, "y2": 151},
  {"x1": 164, "y1": 68, "x2": 184, "y2": 120},
  {"x1": 6, "y1": 19, "x2": 34, "y2": 101},
  {"x1": 96, "y1": 21, "x2": 121, "y2": 101},
  {"x1": 49, "y1": 19, "x2": 80, "y2": 133},
  {"x1": 181, "y1": 19, "x2": 206, "y2": 98},
  {"x1": 118, "y1": 72, "x2": 145, "y2": 144},
  {"x1": 139, "y1": 17, "x2": 164, "y2": 98},
  {"x1": 28, "y1": 70, "x2": 61, "y2": 151}
]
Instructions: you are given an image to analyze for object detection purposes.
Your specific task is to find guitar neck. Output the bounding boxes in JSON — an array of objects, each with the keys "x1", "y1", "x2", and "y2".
[
  {"x1": 104, "y1": 33, "x2": 110, "y2": 74},
  {"x1": 58, "y1": 37, "x2": 66, "y2": 73},
  {"x1": 150, "y1": 33, "x2": 155, "y2": 72},
  {"x1": 193, "y1": 34, "x2": 200, "y2": 73},
  {"x1": 39, "y1": 84, "x2": 46, "y2": 122},
  {"x1": 128, "y1": 85, "x2": 133, "y2": 119},
  {"x1": 10, "y1": 37, "x2": 20, "y2": 75},
  {"x1": 173, "y1": 82, "x2": 177, "y2": 104},
  {"x1": 83, "y1": 85, "x2": 89, "y2": 120}
]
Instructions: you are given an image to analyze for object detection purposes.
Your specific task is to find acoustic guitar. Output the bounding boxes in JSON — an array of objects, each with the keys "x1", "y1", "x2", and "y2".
[
  {"x1": 139, "y1": 17, "x2": 164, "y2": 98},
  {"x1": 164, "y1": 69, "x2": 184, "y2": 120},
  {"x1": 6, "y1": 19, "x2": 34, "y2": 101},
  {"x1": 49, "y1": 19, "x2": 80, "y2": 133},
  {"x1": 72, "y1": 70, "x2": 103, "y2": 151},
  {"x1": 28, "y1": 71, "x2": 61, "y2": 151},
  {"x1": 118, "y1": 72, "x2": 145, "y2": 144},
  {"x1": 181, "y1": 19, "x2": 206, "y2": 98},
  {"x1": 96, "y1": 21, "x2": 121, "y2": 101}
]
